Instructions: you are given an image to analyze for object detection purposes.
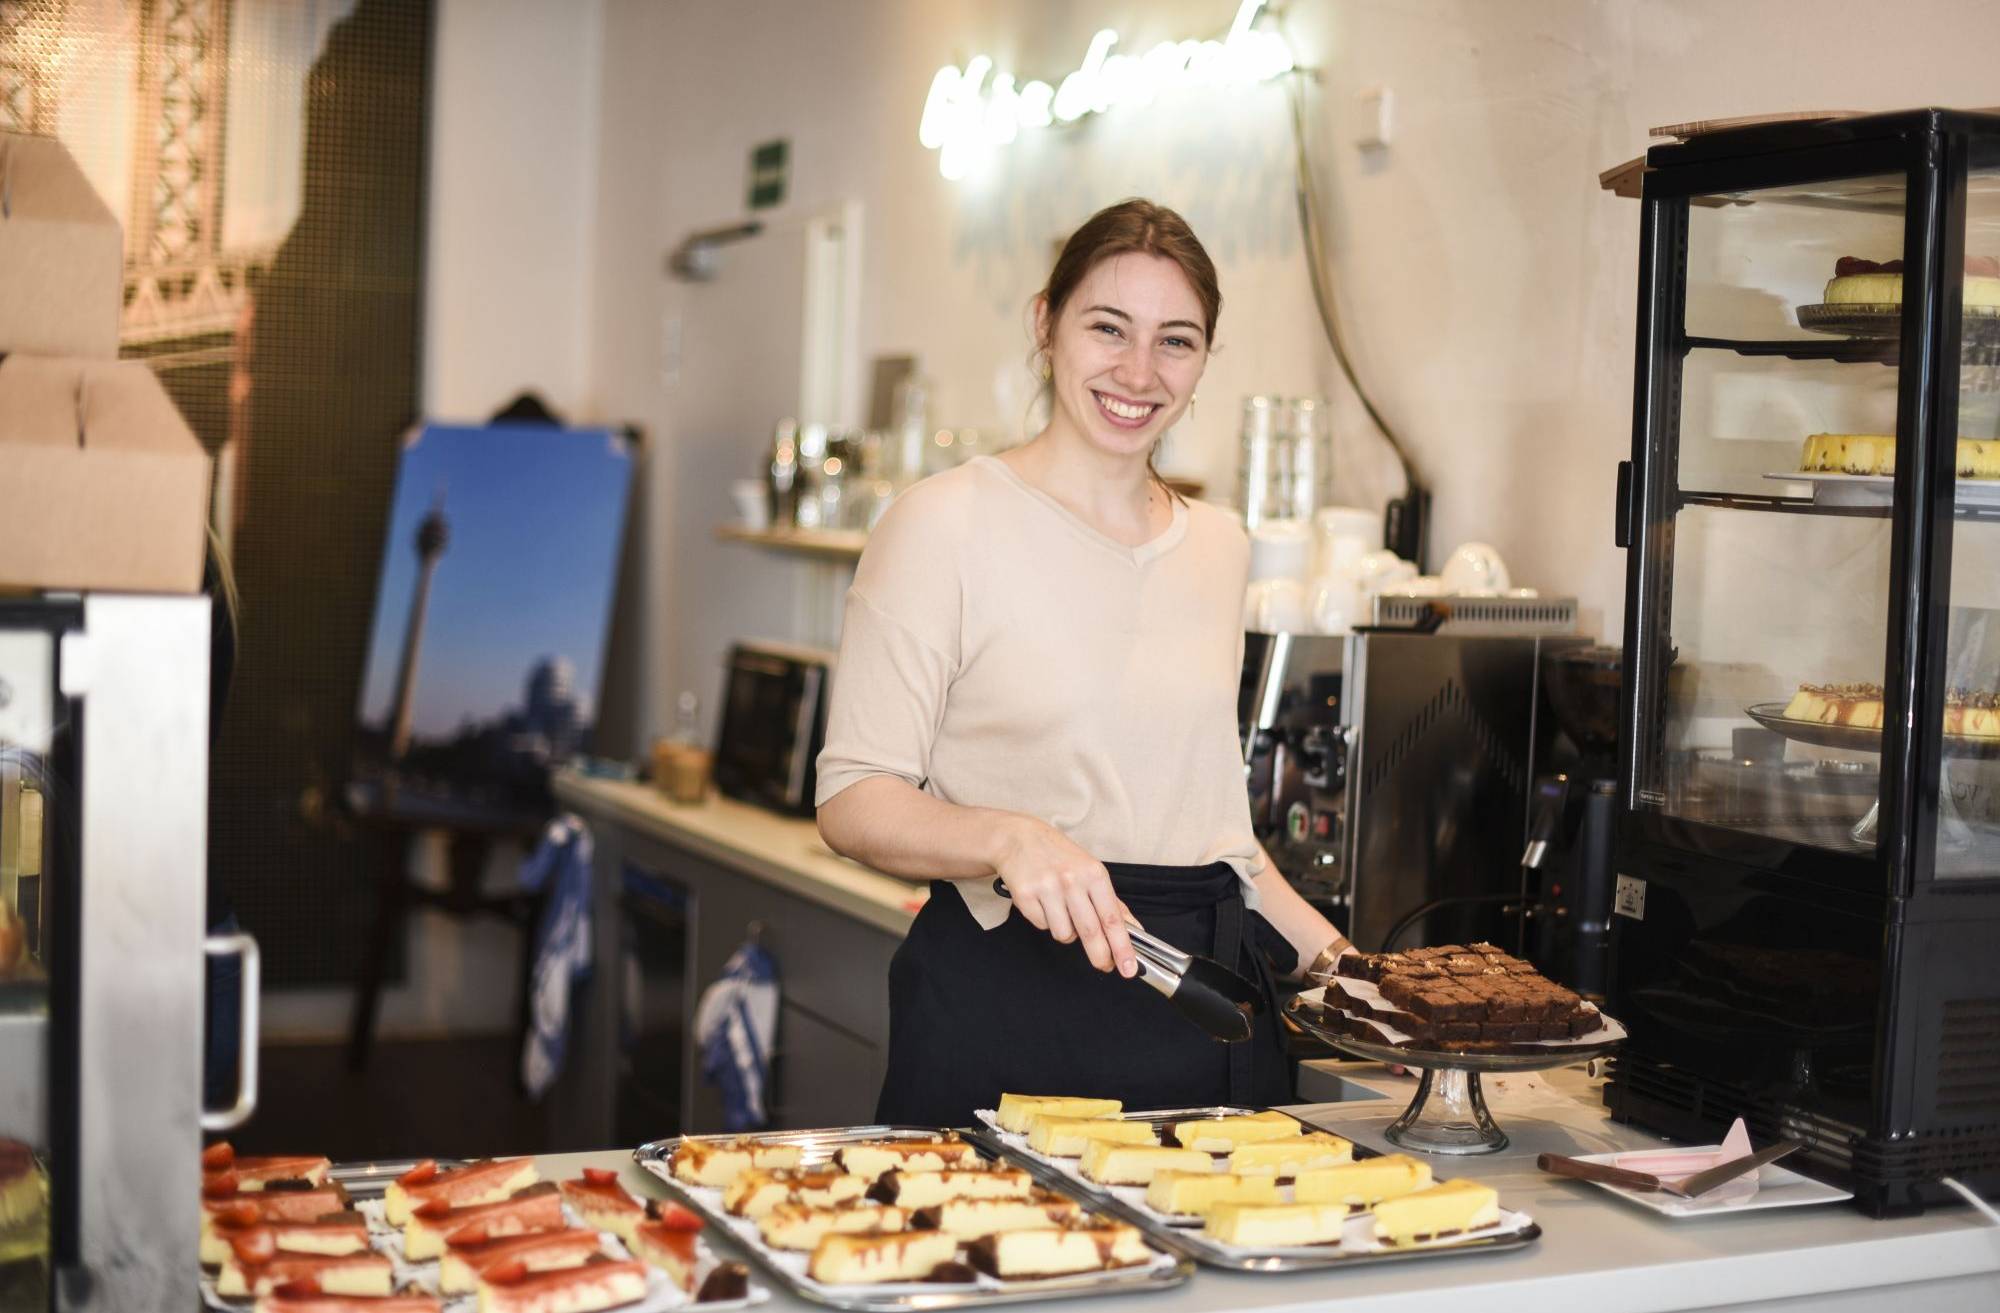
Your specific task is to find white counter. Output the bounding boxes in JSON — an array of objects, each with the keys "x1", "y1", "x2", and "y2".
[
  {"x1": 553, "y1": 772, "x2": 923, "y2": 935},
  {"x1": 537, "y1": 1067, "x2": 2000, "y2": 1313}
]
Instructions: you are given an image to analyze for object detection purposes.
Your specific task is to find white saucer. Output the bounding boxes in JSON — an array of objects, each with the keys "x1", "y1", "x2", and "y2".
[{"x1": 1566, "y1": 1146, "x2": 1852, "y2": 1219}]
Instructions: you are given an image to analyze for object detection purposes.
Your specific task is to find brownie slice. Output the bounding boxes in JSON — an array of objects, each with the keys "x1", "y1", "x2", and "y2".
[
  {"x1": 1538, "y1": 1021, "x2": 1572, "y2": 1040},
  {"x1": 1443, "y1": 955, "x2": 1489, "y2": 977}
]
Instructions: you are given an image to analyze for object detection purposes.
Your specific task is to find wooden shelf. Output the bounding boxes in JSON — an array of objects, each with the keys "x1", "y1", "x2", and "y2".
[{"x1": 715, "y1": 524, "x2": 868, "y2": 561}]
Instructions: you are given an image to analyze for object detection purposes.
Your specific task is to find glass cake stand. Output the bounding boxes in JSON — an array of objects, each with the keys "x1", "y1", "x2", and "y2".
[{"x1": 1284, "y1": 995, "x2": 1625, "y2": 1155}]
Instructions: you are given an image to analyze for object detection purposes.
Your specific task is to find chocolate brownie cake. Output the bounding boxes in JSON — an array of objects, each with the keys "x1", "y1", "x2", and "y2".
[{"x1": 1327, "y1": 947, "x2": 1606, "y2": 1052}]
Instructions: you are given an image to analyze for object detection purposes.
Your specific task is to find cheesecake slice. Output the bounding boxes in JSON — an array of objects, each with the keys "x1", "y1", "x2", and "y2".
[
  {"x1": 995, "y1": 1094, "x2": 1122, "y2": 1135},
  {"x1": 1025, "y1": 1116, "x2": 1157, "y2": 1157},
  {"x1": 832, "y1": 1137, "x2": 980, "y2": 1179},
  {"x1": 908, "y1": 1191, "x2": 1082, "y2": 1239},
  {"x1": 205, "y1": 1211, "x2": 371, "y2": 1266},
  {"x1": 723, "y1": 1167, "x2": 870, "y2": 1218},
  {"x1": 868, "y1": 1167, "x2": 1031, "y2": 1208},
  {"x1": 1227, "y1": 1132, "x2": 1355, "y2": 1177},
  {"x1": 405, "y1": 1182, "x2": 563, "y2": 1261},
  {"x1": 759, "y1": 1201, "x2": 909, "y2": 1251},
  {"x1": 1143, "y1": 1170, "x2": 1279, "y2": 1216},
  {"x1": 1170, "y1": 1112, "x2": 1301, "y2": 1152},
  {"x1": 476, "y1": 1254, "x2": 649, "y2": 1313},
  {"x1": 253, "y1": 1285, "x2": 442, "y2": 1313},
  {"x1": 1078, "y1": 1140, "x2": 1212, "y2": 1186},
  {"x1": 965, "y1": 1222, "x2": 1152, "y2": 1279},
  {"x1": 1202, "y1": 1201, "x2": 1348, "y2": 1249},
  {"x1": 808, "y1": 1229, "x2": 960, "y2": 1284},
  {"x1": 557, "y1": 1169, "x2": 644, "y2": 1244},
  {"x1": 440, "y1": 1227, "x2": 603, "y2": 1294},
  {"x1": 202, "y1": 1144, "x2": 333, "y2": 1193},
  {"x1": 216, "y1": 1251, "x2": 396, "y2": 1299},
  {"x1": 1372, "y1": 1179, "x2": 1501, "y2": 1246},
  {"x1": 669, "y1": 1137, "x2": 803, "y2": 1189},
  {"x1": 627, "y1": 1217, "x2": 703, "y2": 1293},
  {"x1": 202, "y1": 1183, "x2": 349, "y2": 1228},
  {"x1": 384, "y1": 1159, "x2": 539, "y2": 1227},
  {"x1": 1291, "y1": 1155, "x2": 1433, "y2": 1208}
]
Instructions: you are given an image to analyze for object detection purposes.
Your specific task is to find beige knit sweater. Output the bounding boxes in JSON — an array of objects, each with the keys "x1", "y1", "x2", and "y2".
[{"x1": 815, "y1": 456, "x2": 1263, "y2": 929}]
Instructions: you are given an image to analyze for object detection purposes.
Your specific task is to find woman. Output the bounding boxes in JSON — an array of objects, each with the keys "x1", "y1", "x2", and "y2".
[{"x1": 816, "y1": 199, "x2": 1353, "y2": 1128}]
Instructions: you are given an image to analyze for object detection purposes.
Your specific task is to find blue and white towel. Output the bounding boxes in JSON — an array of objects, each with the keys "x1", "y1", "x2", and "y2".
[
  {"x1": 695, "y1": 940, "x2": 779, "y2": 1131},
  {"x1": 520, "y1": 814, "x2": 594, "y2": 1099}
]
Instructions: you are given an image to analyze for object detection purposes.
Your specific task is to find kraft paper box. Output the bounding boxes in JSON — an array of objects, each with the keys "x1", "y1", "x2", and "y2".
[
  {"x1": 0, "y1": 131, "x2": 122, "y2": 361},
  {"x1": 0, "y1": 354, "x2": 210, "y2": 594}
]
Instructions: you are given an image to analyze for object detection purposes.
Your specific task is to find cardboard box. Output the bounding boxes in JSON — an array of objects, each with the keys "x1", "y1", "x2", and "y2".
[
  {"x1": 0, "y1": 354, "x2": 210, "y2": 593},
  {"x1": 0, "y1": 131, "x2": 122, "y2": 360}
]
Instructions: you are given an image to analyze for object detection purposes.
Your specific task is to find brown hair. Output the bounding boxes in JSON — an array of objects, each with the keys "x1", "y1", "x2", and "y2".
[{"x1": 1035, "y1": 199, "x2": 1220, "y2": 497}]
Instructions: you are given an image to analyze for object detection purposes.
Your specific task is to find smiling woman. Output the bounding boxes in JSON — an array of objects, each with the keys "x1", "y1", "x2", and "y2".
[{"x1": 812, "y1": 199, "x2": 1355, "y2": 1128}]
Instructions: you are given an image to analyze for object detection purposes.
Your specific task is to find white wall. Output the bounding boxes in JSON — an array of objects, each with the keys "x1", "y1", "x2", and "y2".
[
  {"x1": 587, "y1": 0, "x2": 2000, "y2": 725},
  {"x1": 423, "y1": 0, "x2": 604, "y2": 422}
]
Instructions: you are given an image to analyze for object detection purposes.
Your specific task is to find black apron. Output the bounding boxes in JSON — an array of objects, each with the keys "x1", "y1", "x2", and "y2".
[{"x1": 874, "y1": 861, "x2": 1295, "y2": 1129}]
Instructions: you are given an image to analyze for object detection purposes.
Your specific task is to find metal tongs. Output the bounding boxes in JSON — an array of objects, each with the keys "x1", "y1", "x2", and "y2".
[{"x1": 1125, "y1": 922, "x2": 1264, "y2": 1045}]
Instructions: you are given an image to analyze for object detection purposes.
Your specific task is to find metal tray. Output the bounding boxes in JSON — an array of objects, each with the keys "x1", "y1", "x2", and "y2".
[
  {"x1": 1797, "y1": 300, "x2": 2000, "y2": 348},
  {"x1": 1746, "y1": 701, "x2": 2000, "y2": 760},
  {"x1": 967, "y1": 1106, "x2": 1541, "y2": 1273},
  {"x1": 633, "y1": 1125, "x2": 1191, "y2": 1312}
]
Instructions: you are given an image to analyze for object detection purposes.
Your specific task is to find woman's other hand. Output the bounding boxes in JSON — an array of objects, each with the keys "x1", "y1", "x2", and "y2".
[{"x1": 992, "y1": 817, "x2": 1138, "y2": 977}]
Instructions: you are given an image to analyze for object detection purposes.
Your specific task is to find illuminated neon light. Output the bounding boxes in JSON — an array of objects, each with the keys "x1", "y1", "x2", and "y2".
[{"x1": 919, "y1": 0, "x2": 1295, "y2": 181}]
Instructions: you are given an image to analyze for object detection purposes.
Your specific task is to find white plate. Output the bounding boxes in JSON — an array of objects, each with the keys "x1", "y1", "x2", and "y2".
[
  {"x1": 1762, "y1": 470, "x2": 2000, "y2": 507},
  {"x1": 1565, "y1": 1147, "x2": 1852, "y2": 1219}
]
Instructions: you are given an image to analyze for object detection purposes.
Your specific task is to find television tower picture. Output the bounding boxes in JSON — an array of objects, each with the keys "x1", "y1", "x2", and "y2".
[{"x1": 387, "y1": 489, "x2": 450, "y2": 759}]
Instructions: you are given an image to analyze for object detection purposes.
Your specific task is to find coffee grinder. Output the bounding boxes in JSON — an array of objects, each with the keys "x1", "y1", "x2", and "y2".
[{"x1": 1521, "y1": 644, "x2": 1621, "y2": 997}]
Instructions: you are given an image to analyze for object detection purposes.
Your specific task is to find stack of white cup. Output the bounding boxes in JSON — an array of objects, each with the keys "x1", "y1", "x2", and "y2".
[{"x1": 1242, "y1": 520, "x2": 1313, "y2": 632}]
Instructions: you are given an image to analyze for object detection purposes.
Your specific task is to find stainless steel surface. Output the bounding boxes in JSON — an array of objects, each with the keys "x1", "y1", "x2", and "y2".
[
  {"x1": 199, "y1": 931, "x2": 261, "y2": 1132},
  {"x1": 969, "y1": 1105, "x2": 1541, "y2": 1272},
  {"x1": 64, "y1": 596, "x2": 211, "y2": 1311},
  {"x1": 1371, "y1": 595, "x2": 1579, "y2": 636},
  {"x1": 633, "y1": 1125, "x2": 1193, "y2": 1310}
]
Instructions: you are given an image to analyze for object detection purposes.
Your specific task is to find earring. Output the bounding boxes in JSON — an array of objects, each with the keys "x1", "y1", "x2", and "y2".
[
  {"x1": 1189, "y1": 392, "x2": 1199, "y2": 417},
  {"x1": 1036, "y1": 354, "x2": 1051, "y2": 382}
]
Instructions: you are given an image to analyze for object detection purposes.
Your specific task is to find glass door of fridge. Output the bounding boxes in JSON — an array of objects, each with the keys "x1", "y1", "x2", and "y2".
[{"x1": 1632, "y1": 172, "x2": 1909, "y2": 867}]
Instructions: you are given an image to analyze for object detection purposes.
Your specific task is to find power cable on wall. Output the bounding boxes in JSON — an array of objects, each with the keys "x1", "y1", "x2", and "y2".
[{"x1": 1280, "y1": 20, "x2": 1431, "y2": 567}]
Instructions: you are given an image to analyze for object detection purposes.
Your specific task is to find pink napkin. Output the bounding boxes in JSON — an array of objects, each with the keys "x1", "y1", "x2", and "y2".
[{"x1": 1614, "y1": 1118, "x2": 1761, "y2": 1204}]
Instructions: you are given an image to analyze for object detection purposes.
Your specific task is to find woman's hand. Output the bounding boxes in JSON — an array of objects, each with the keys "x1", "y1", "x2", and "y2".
[{"x1": 992, "y1": 816, "x2": 1138, "y2": 977}]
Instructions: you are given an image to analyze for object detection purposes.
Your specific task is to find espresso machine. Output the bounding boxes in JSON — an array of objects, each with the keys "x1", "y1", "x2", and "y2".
[{"x1": 1240, "y1": 600, "x2": 1587, "y2": 963}]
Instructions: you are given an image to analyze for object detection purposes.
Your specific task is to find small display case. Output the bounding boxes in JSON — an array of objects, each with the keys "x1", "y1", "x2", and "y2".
[{"x1": 1607, "y1": 109, "x2": 2000, "y2": 1214}]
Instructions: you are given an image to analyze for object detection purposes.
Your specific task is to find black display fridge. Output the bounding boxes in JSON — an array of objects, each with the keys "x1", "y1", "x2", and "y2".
[
  {"x1": 1606, "y1": 108, "x2": 2000, "y2": 1215},
  {"x1": 0, "y1": 594, "x2": 255, "y2": 1308}
]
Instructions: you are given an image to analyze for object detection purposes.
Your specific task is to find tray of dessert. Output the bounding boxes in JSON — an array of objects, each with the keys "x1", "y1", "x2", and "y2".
[
  {"x1": 1796, "y1": 254, "x2": 2000, "y2": 345},
  {"x1": 197, "y1": 1141, "x2": 762, "y2": 1313},
  {"x1": 632, "y1": 1125, "x2": 1189, "y2": 1311},
  {"x1": 966, "y1": 1099, "x2": 1537, "y2": 1272},
  {"x1": 1750, "y1": 686, "x2": 2000, "y2": 759},
  {"x1": 1762, "y1": 433, "x2": 2000, "y2": 508},
  {"x1": 1289, "y1": 945, "x2": 1625, "y2": 1067}
]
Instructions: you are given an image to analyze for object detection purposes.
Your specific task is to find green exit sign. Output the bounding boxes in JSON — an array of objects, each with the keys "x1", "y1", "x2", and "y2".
[{"x1": 748, "y1": 139, "x2": 789, "y2": 210}]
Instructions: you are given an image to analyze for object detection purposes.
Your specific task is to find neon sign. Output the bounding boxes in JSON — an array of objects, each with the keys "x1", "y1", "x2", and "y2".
[{"x1": 918, "y1": 0, "x2": 1295, "y2": 181}]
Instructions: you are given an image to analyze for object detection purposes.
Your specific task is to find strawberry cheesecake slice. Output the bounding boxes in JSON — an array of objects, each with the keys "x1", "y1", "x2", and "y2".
[
  {"x1": 405, "y1": 1183, "x2": 563, "y2": 1260},
  {"x1": 216, "y1": 1251, "x2": 395, "y2": 1299},
  {"x1": 203, "y1": 1209, "x2": 371, "y2": 1267},
  {"x1": 385, "y1": 1158, "x2": 539, "y2": 1226},
  {"x1": 626, "y1": 1214, "x2": 702, "y2": 1294},
  {"x1": 476, "y1": 1254, "x2": 649, "y2": 1313},
  {"x1": 440, "y1": 1227, "x2": 603, "y2": 1294},
  {"x1": 253, "y1": 1281, "x2": 441, "y2": 1312},
  {"x1": 198, "y1": 1190, "x2": 353, "y2": 1264},
  {"x1": 557, "y1": 1169, "x2": 644, "y2": 1244},
  {"x1": 203, "y1": 1142, "x2": 333, "y2": 1192}
]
